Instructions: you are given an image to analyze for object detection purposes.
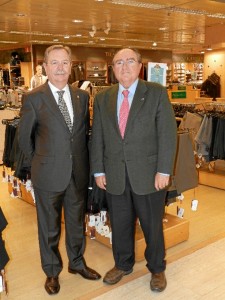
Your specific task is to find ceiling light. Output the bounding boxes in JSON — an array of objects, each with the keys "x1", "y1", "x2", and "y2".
[
  {"x1": 206, "y1": 46, "x2": 212, "y2": 50},
  {"x1": 104, "y1": 28, "x2": 110, "y2": 35},
  {"x1": 152, "y1": 42, "x2": 157, "y2": 46},
  {"x1": 89, "y1": 25, "x2": 97, "y2": 37},
  {"x1": 64, "y1": 35, "x2": 70, "y2": 39},
  {"x1": 16, "y1": 13, "x2": 26, "y2": 17},
  {"x1": 72, "y1": 19, "x2": 83, "y2": 23},
  {"x1": 104, "y1": 22, "x2": 111, "y2": 35},
  {"x1": 76, "y1": 34, "x2": 82, "y2": 37},
  {"x1": 89, "y1": 31, "x2": 95, "y2": 37},
  {"x1": 0, "y1": 41, "x2": 18, "y2": 44}
]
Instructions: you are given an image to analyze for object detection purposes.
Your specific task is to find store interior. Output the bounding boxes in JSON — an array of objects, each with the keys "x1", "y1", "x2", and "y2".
[{"x1": 1, "y1": 0, "x2": 225, "y2": 299}]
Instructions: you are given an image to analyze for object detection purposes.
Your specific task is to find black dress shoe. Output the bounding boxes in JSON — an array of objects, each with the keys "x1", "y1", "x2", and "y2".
[
  {"x1": 45, "y1": 277, "x2": 60, "y2": 295},
  {"x1": 150, "y1": 271, "x2": 167, "y2": 292},
  {"x1": 68, "y1": 266, "x2": 101, "y2": 280}
]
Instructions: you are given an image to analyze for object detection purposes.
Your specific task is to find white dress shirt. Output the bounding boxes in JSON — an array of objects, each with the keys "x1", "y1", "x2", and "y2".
[{"x1": 48, "y1": 81, "x2": 74, "y2": 124}]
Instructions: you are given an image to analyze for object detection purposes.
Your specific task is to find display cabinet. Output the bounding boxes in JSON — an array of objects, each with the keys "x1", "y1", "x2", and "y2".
[
  {"x1": 86, "y1": 61, "x2": 107, "y2": 84},
  {"x1": 173, "y1": 62, "x2": 204, "y2": 84}
]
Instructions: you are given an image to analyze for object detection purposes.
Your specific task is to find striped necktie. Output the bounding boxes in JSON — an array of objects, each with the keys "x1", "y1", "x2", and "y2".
[{"x1": 57, "y1": 90, "x2": 73, "y2": 132}]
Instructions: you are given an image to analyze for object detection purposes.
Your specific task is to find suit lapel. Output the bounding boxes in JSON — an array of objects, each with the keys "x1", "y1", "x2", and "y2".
[
  {"x1": 105, "y1": 81, "x2": 148, "y2": 138},
  {"x1": 69, "y1": 85, "x2": 86, "y2": 131},
  {"x1": 69, "y1": 85, "x2": 80, "y2": 133},
  {"x1": 42, "y1": 82, "x2": 72, "y2": 132},
  {"x1": 125, "y1": 80, "x2": 148, "y2": 134},
  {"x1": 106, "y1": 85, "x2": 120, "y2": 133}
]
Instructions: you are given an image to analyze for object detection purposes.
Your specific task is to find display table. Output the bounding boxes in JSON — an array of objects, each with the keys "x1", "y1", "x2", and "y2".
[
  {"x1": 7, "y1": 179, "x2": 189, "y2": 257},
  {"x1": 86, "y1": 213, "x2": 189, "y2": 262}
]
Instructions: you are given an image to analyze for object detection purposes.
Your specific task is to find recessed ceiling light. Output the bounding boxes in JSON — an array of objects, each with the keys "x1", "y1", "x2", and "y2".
[
  {"x1": 64, "y1": 35, "x2": 70, "y2": 39},
  {"x1": 76, "y1": 34, "x2": 82, "y2": 37},
  {"x1": 53, "y1": 39, "x2": 59, "y2": 42},
  {"x1": 152, "y1": 42, "x2": 157, "y2": 46},
  {"x1": 16, "y1": 13, "x2": 26, "y2": 17},
  {"x1": 0, "y1": 41, "x2": 18, "y2": 44},
  {"x1": 99, "y1": 38, "x2": 105, "y2": 41},
  {"x1": 72, "y1": 19, "x2": 83, "y2": 23}
]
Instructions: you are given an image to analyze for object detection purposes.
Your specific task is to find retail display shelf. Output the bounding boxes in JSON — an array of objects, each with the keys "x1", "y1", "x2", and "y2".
[
  {"x1": 86, "y1": 213, "x2": 189, "y2": 262},
  {"x1": 199, "y1": 168, "x2": 225, "y2": 190}
]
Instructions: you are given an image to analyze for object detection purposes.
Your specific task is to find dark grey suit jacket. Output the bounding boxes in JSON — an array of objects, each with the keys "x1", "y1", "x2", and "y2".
[
  {"x1": 91, "y1": 79, "x2": 177, "y2": 195},
  {"x1": 18, "y1": 82, "x2": 90, "y2": 192}
]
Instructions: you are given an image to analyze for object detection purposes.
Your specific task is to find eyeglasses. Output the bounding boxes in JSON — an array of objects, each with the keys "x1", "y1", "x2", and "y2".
[
  {"x1": 113, "y1": 59, "x2": 138, "y2": 67},
  {"x1": 48, "y1": 60, "x2": 71, "y2": 67}
]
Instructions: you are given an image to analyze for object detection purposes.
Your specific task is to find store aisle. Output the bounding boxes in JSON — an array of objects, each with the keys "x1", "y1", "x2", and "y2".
[
  {"x1": 91, "y1": 237, "x2": 225, "y2": 300},
  {"x1": 1, "y1": 167, "x2": 225, "y2": 299}
]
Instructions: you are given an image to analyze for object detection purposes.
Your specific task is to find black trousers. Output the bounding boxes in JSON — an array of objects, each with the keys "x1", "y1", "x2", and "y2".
[
  {"x1": 106, "y1": 175, "x2": 166, "y2": 274},
  {"x1": 34, "y1": 175, "x2": 86, "y2": 277}
]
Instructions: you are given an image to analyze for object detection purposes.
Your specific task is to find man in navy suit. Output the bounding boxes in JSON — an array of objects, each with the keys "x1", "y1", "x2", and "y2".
[
  {"x1": 18, "y1": 45, "x2": 101, "y2": 295},
  {"x1": 91, "y1": 48, "x2": 177, "y2": 292}
]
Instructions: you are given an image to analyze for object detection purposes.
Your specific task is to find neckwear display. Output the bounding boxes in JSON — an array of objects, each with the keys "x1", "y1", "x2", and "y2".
[
  {"x1": 57, "y1": 90, "x2": 73, "y2": 132},
  {"x1": 119, "y1": 90, "x2": 129, "y2": 138}
]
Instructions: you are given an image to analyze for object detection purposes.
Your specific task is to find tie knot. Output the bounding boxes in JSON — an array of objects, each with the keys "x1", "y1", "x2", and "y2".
[
  {"x1": 57, "y1": 90, "x2": 65, "y2": 99},
  {"x1": 122, "y1": 90, "x2": 129, "y2": 98}
]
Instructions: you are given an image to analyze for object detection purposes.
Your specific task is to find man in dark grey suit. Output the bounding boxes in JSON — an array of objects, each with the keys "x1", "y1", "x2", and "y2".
[
  {"x1": 91, "y1": 48, "x2": 177, "y2": 292},
  {"x1": 18, "y1": 45, "x2": 101, "y2": 295}
]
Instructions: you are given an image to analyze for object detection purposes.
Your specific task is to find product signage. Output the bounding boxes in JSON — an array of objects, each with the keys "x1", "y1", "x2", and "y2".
[
  {"x1": 178, "y1": 85, "x2": 186, "y2": 90},
  {"x1": 171, "y1": 91, "x2": 186, "y2": 99}
]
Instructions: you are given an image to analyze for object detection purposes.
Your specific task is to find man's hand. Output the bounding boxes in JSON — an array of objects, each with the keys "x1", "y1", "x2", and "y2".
[
  {"x1": 155, "y1": 172, "x2": 170, "y2": 191},
  {"x1": 95, "y1": 175, "x2": 107, "y2": 190}
]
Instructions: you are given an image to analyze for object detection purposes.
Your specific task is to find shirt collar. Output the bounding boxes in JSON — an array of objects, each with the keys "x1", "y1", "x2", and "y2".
[
  {"x1": 48, "y1": 81, "x2": 69, "y2": 94},
  {"x1": 119, "y1": 78, "x2": 139, "y2": 96}
]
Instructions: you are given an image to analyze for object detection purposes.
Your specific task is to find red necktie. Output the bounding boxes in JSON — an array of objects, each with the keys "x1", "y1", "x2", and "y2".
[{"x1": 119, "y1": 90, "x2": 129, "y2": 138}]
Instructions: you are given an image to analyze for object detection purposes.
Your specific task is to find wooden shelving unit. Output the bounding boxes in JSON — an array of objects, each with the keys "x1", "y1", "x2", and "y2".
[
  {"x1": 86, "y1": 61, "x2": 107, "y2": 84},
  {"x1": 86, "y1": 213, "x2": 189, "y2": 262},
  {"x1": 199, "y1": 168, "x2": 225, "y2": 190}
]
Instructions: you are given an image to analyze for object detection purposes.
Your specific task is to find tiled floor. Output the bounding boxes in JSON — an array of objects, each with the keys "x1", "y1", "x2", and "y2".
[{"x1": 1, "y1": 168, "x2": 225, "y2": 299}]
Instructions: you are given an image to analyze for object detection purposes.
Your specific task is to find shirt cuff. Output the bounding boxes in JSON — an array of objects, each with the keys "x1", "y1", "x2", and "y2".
[{"x1": 94, "y1": 173, "x2": 105, "y2": 177}]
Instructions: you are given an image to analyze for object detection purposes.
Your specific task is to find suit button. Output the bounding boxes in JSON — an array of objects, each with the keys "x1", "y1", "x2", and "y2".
[
  {"x1": 71, "y1": 138, "x2": 74, "y2": 142},
  {"x1": 70, "y1": 154, "x2": 72, "y2": 159}
]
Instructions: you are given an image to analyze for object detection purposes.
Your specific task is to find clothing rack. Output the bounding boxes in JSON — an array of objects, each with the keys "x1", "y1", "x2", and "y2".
[
  {"x1": 2, "y1": 116, "x2": 20, "y2": 125},
  {"x1": 172, "y1": 102, "x2": 205, "y2": 118},
  {"x1": 185, "y1": 101, "x2": 225, "y2": 189},
  {"x1": 202, "y1": 101, "x2": 225, "y2": 112}
]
